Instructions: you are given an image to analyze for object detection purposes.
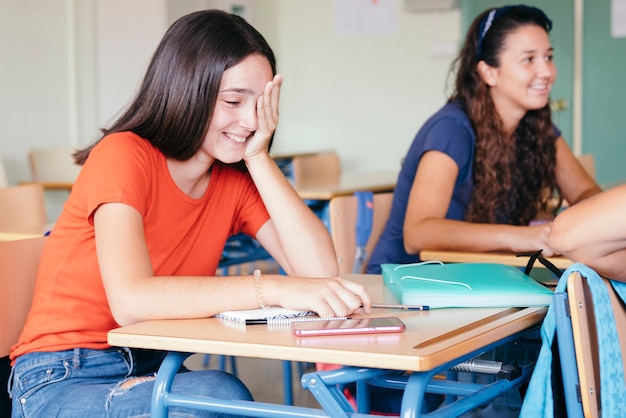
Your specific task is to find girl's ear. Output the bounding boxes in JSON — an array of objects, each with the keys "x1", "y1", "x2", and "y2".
[{"x1": 477, "y1": 61, "x2": 497, "y2": 87}]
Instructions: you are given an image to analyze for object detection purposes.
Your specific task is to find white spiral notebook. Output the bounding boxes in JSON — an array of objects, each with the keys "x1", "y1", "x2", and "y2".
[{"x1": 215, "y1": 307, "x2": 348, "y2": 325}]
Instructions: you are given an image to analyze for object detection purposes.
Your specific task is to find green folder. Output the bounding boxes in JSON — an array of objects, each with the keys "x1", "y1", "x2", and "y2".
[{"x1": 381, "y1": 262, "x2": 553, "y2": 309}]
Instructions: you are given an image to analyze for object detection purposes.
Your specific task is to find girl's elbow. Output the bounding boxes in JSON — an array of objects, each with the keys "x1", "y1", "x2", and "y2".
[
  {"x1": 403, "y1": 229, "x2": 424, "y2": 255},
  {"x1": 109, "y1": 301, "x2": 143, "y2": 327},
  {"x1": 548, "y1": 220, "x2": 575, "y2": 256}
]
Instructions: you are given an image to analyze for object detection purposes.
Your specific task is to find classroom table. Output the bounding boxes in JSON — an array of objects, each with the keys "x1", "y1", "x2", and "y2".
[
  {"x1": 20, "y1": 181, "x2": 73, "y2": 191},
  {"x1": 420, "y1": 249, "x2": 572, "y2": 270},
  {"x1": 108, "y1": 273, "x2": 547, "y2": 417},
  {"x1": 294, "y1": 171, "x2": 397, "y2": 201},
  {"x1": 0, "y1": 232, "x2": 43, "y2": 241}
]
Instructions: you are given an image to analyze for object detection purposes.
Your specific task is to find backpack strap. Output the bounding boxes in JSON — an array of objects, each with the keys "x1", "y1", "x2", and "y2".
[{"x1": 520, "y1": 263, "x2": 626, "y2": 417}]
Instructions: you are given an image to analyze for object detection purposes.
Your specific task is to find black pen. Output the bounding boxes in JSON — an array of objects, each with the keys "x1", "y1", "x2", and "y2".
[
  {"x1": 245, "y1": 316, "x2": 349, "y2": 325},
  {"x1": 368, "y1": 303, "x2": 430, "y2": 311}
]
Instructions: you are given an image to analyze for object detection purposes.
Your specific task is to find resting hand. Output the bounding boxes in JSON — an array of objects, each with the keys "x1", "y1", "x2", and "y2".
[
  {"x1": 267, "y1": 276, "x2": 372, "y2": 319},
  {"x1": 511, "y1": 223, "x2": 559, "y2": 257},
  {"x1": 244, "y1": 74, "x2": 283, "y2": 160}
]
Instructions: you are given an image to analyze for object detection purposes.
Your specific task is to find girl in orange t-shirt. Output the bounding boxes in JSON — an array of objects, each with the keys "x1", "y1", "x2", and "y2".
[{"x1": 9, "y1": 10, "x2": 372, "y2": 417}]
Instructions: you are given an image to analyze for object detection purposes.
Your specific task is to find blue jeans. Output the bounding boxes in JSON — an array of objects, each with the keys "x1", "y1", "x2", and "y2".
[{"x1": 9, "y1": 348, "x2": 253, "y2": 417}]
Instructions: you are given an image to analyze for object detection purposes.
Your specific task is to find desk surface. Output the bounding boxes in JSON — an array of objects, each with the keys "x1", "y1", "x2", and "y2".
[
  {"x1": 420, "y1": 249, "x2": 572, "y2": 270},
  {"x1": 0, "y1": 232, "x2": 44, "y2": 241},
  {"x1": 294, "y1": 171, "x2": 397, "y2": 200},
  {"x1": 20, "y1": 181, "x2": 73, "y2": 191},
  {"x1": 108, "y1": 274, "x2": 546, "y2": 372}
]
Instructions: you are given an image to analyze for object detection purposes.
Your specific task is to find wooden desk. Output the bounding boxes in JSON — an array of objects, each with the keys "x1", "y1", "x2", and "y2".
[
  {"x1": 420, "y1": 249, "x2": 572, "y2": 270},
  {"x1": 20, "y1": 181, "x2": 73, "y2": 191},
  {"x1": 0, "y1": 232, "x2": 43, "y2": 241},
  {"x1": 108, "y1": 274, "x2": 546, "y2": 417},
  {"x1": 295, "y1": 171, "x2": 397, "y2": 201}
]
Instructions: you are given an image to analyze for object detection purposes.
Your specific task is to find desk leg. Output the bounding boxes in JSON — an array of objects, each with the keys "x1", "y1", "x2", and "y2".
[
  {"x1": 152, "y1": 351, "x2": 192, "y2": 418},
  {"x1": 399, "y1": 371, "x2": 434, "y2": 418}
]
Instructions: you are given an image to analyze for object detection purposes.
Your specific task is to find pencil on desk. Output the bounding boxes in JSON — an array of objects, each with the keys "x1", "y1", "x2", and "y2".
[{"x1": 370, "y1": 303, "x2": 429, "y2": 311}]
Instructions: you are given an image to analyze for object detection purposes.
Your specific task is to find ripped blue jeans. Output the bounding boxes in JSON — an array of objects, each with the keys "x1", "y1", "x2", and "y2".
[{"x1": 9, "y1": 347, "x2": 253, "y2": 417}]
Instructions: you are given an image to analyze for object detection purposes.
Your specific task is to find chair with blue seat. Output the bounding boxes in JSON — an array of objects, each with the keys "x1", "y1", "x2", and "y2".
[
  {"x1": 555, "y1": 269, "x2": 626, "y2": 417},
  {"x1": 328, "y1": 191, "x2": 393, "y2": 274},
  {"x1": 208, "y1": 234, "x2": 308, "y2": 405},
  {"x1": 521, "y1": 264, "x2": 626, "y2": 417},
  {"x1": 204, "y1": 233, "x2": 274, "y2": 373},
  {"x1": 1, "y1": 236, "x2": 47, "y2": 416},
  {"x1": 0, "y1": 183, "x2": 48, "y2": 234}
]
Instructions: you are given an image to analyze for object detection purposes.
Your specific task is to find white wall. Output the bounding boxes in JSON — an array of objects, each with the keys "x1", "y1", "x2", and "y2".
[
  {"x1": 0, "y1": 0, "x2": 460, "y2": 186},
  {"x1": 0, "y1": 0, "x2": 72, "y2": 184},
  {"x1": 260, "y1": 1, "x2": 460, "y2": 173}
]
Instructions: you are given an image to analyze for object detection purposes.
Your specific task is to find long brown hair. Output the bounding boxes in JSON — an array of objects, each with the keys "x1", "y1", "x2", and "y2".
[
  {"x1": 73, "y1": 10, "x2": 276, "y2": 165},
  {"x1": 449, "y1": 6, "x2": 559, "y2": 225}
]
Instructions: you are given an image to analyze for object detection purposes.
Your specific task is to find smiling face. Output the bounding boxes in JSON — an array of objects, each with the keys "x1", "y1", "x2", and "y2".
[
  {"x1": 479, "y1": 24, "x2": 556, "y2": 131},
  {"x1": 201, "y1": 54, "x2": 274, "y2": 164}
]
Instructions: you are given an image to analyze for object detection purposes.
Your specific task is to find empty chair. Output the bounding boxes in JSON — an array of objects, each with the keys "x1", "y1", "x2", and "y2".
[
  {"x1": 0, "y1": 153, "x2": 8, "y2": 188},
  {"x1": 0, "y1": 235, "x2": 47, "y2": 416},
  {"x1": 28, "y1": 146, "x2": 81, "y2": 226},
  {"x1": 328, "y1": 192, "x2": 393, "y2": 274},
  {"x1": 0, "y1": 183, "x2": 47, "y2": 234},
  {"x1": 290, "y1": 151, "x2": 341, "y2": 188},
  {"x1": 29, "y1": 146, "x2": 81, "y2": 187},
  {"x1": 558, "y1": 270, "x2": 626, "y2": 417},
  {"x1": 577, "y1": 154, "x2": 595, "y2": 180}
]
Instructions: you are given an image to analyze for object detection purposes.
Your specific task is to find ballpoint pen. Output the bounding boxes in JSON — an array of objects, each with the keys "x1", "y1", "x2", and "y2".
[{"x1": 369, "y1": 303, "x2": 430, "y2": 311}]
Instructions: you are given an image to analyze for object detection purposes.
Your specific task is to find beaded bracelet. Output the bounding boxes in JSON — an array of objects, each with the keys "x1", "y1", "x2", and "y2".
[{"x1": 253, "y1": 269, "x2": 269, "y2": 309}]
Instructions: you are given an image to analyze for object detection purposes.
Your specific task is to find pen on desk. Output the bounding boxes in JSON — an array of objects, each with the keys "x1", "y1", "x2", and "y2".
[
  {"x1": 245, "y1": 316, "x2": 350, "y2": 325},
  {"x1": 369, "y1": 303, "x2": 430, "y2": 311}
]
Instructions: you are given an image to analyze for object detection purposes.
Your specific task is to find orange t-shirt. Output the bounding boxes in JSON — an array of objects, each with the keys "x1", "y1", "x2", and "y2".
[{"x1": 11, "y1": 132, "x2": 269, "y2": 361}]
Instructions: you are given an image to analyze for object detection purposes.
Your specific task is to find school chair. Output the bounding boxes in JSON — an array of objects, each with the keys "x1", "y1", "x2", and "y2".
[
  {"x1": 0, "y1": 183, "x2": 48, "y2": 234},
  {"x1": 316, "y1": 191, "x2": 393, "y2": 411},
  {"x1": 28, "y1": 146, "x2": 81, "y2": 225},
  {"x1": 0, "y1": 235, "x2": 47, "y2": 416},
  {"x1": 274, "y1": 150, "x2": 341, "y2": 189},
  {"x1": 205, "y1": 233, "x2": 275, "y2": 373},
  {"x1": 557, "y1": 269, "x2": 626, "y2": 417},
  {"x1": 0, "y1": 152, "x2": 8, "y2": 188},
  {"x1": 576, "y1": 154, "x2": 595, "y2": 180},
  {"x1": 28, "y1": 146, "x2": 81, "y2": 187},
  {"x1": 521, "y1": 263, "x2": 626, "y2": 417},
  {"x1": 210, "y1": 235, "x2": 308, "y2": 406},
  {"x1": 328, "y1": 191, "x2": 393, "y2": 274},
  {"x1": 290, "y1": 151, "x2": 341, "y2": 188}
]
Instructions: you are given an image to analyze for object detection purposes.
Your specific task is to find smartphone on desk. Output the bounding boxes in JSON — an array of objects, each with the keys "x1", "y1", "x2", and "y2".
[{"x1": 291, "y1": 317, "x2": 405, "y2": 337}]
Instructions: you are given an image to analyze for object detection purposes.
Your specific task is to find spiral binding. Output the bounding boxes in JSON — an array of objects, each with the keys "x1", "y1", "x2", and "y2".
[{"x1": 266, "y1": 316, "x2": 349, "y2": 325}]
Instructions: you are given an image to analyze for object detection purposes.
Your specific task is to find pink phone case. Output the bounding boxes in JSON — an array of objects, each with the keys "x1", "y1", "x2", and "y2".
[{"x1": 291, "y1": 316, "x2": 406, "y2": 336}]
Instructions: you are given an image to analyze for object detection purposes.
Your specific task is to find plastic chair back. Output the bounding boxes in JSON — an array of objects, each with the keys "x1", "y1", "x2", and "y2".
[
  {"x1": 0, "y1": 184, "x2": 47, "y2": 234},
  {"x1": 29, "y1": 146, "x2": 81, "y2": 184},
  {"x1": 328, "y1": 192, "x2": 392, "y2": 274}
]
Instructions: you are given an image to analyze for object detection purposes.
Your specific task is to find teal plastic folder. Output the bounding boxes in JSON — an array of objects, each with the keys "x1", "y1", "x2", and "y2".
[{"x1": 381, "y1": 262, "x2": 553, "y2": 309}]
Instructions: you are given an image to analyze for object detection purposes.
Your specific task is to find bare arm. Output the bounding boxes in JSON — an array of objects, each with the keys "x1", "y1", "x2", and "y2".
[
  {"x1": 95, "y1": 204, "x2": 371, "y2": 326},
  {"x1": 403, "y1": 151, "x2": 557, "y2": 255},
  {"x1": 247, "y1": 154, "x2": 338, "y2": 277},
  {"x1": 554, "y1": 137, "x2": 601, "y2": 204},
  {"x1": 550, "y1": 184, "x2": 626, "y2": 280},
  {"x1": 241, "y1": 74, "x2": 338, "y2": 278}
]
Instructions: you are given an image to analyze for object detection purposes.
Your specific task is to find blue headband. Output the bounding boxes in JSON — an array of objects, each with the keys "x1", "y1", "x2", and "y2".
[
  {"x1": 476, "y1": 5, "x2": 553, "y2": 61},
  {"x1": 476, "y1": 7, "x2": 511, "y2": 60}
]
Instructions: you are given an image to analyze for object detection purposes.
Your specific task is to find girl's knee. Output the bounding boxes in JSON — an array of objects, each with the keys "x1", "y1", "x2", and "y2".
[{"x1": 177, "y1": 370, "x2": 253, "y2": 401}]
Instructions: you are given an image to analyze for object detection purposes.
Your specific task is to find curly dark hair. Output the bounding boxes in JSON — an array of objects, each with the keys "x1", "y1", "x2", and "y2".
[
  {"x1": 73, "y1": 9, "x2": 276, "y2": 166},
  {"x1": 449, "y1": 5, "x2": 560, "y2": 225}
]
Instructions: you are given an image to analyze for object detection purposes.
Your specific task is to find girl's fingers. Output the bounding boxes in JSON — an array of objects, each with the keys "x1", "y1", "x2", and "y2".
[{"x1": 271, "y1": 75, "x2": 282, "y2": 121}]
